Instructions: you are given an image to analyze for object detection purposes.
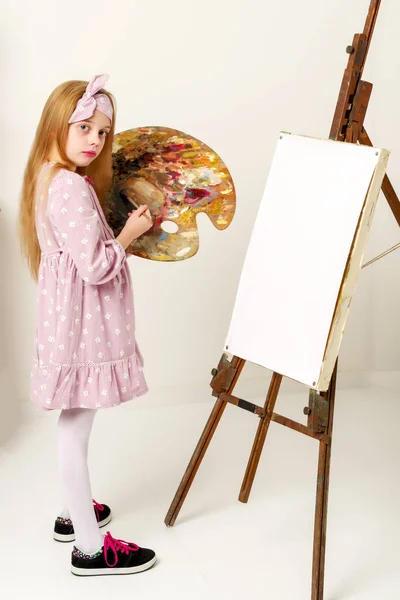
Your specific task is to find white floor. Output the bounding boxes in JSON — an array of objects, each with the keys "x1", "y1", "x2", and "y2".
[{"x1": 0, "y1": 373, "x2": 399, "y2": 600}]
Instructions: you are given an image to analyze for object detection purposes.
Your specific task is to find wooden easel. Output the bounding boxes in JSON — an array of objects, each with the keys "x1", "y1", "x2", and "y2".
[{"x1": 164, "y1": 2, "x2": 400, "y2": 598}]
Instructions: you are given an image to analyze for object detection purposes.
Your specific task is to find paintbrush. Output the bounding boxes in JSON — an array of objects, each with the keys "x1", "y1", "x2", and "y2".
[{"x1": 120, "y1": 188, "x2": 153, "y2": 224}]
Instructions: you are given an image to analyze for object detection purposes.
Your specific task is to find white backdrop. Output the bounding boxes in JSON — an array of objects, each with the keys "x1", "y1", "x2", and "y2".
[{"x1": 1, "y1": 0, "x2": 400, "y2": 407}]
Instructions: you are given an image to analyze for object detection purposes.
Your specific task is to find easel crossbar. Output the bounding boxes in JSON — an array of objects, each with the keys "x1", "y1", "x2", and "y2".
[
  {"x1": 220, "y1": 392, "x2": 330, "y2": 443},
  {"x1": 271, "y1": 413, "x2": 330, "y2": 444}
]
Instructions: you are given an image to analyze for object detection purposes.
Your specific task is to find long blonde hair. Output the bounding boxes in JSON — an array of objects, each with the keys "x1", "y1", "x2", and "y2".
[{"x1": 18, "y1": 79, "x2": 116, "y2": 281}]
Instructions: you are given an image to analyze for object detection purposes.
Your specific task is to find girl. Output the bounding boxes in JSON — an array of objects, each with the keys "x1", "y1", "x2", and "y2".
[{"x1": 18, "y1": 74, "x2": 156, "y2": 576}]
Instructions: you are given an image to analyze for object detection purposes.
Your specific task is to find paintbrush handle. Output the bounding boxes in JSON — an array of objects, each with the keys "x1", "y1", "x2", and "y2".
[
  {"x1": 134, "y1": 206, "x2": 153, "y2": 224},
  {"x1": 123, "y1": 190, "x2": 153, "y2": 224}
]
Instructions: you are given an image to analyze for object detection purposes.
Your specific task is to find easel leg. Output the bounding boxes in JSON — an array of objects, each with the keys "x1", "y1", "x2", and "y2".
[
  {"x1": 312, "y1": 362, "x2": 337, "y2": 600},
  {"x1": 239, "y1": 372, "x2": 283, "y2": 503},
  {"x1": 165, "y1": 357, "x2": 245, "y2": 526}
]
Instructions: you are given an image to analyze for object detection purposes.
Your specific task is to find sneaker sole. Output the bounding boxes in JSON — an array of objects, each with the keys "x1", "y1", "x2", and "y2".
[
  {"x1": 71, "y1": 555, "x2": 157, "y2": 576},
  {"x1": 53, "y1": 512, "x2": 113, "y2": 543}
]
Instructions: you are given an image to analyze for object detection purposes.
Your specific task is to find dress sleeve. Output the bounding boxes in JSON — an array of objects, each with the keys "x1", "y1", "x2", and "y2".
[{"x1": 48, "y1": 170, "x2": 126, "y2": 285}]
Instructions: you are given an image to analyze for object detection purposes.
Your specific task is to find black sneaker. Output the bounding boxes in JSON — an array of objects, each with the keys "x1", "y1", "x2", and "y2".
[
  {"x1": 71, "y1": 531, "x2": 156, "y2": 576},
  {"x1": 54, "y1": 499, "x2": 112, "y2": 543}
]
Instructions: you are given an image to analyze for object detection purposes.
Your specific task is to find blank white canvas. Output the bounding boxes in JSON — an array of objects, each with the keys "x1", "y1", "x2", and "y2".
[{"x1": 225, "y1": 132, "x2": 388, "y2": 390}]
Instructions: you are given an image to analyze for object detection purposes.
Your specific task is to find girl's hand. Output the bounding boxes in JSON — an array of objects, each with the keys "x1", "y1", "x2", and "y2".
[
  {"x1": 126, "y1": 205, "x2": 153, "y2": 238},
  {"x1": 116, "y1": 204, "x2": 153, "y2": 249}
]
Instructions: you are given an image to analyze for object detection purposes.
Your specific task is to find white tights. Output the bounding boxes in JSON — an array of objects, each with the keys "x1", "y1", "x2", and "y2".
[{"x1": 57, "y1": 408, "x2": 104, "y2": 553}]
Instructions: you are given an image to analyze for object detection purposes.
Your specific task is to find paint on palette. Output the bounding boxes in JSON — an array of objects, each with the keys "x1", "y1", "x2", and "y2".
[{"x1": 105, "y1": 126, "x2": 236, "y2": 261}]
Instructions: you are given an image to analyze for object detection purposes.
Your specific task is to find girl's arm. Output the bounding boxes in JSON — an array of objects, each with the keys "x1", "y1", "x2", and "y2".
[{"x1": 49, "y1": 171, "x2": 126, "y2": 285}]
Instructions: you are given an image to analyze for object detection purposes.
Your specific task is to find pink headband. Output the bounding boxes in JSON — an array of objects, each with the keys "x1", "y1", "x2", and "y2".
[{"x1": 68, "y1": 74, "x2": 113, "y2": 124}]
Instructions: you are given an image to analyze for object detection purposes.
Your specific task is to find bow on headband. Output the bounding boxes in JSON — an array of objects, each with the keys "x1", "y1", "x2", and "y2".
[{"x1": 68, "y1": 74, "x2": 113, "y2": 124}]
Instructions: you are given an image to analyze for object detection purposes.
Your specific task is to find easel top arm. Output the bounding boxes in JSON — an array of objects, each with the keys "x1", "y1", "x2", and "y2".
[{"x1": 330, "y1": 0, "x2": 381, "y2": 141}]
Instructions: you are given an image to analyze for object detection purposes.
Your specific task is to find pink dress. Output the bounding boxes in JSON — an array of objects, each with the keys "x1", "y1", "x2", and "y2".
[{"x1": 31, "y1": 166, "x2": 148, "y2": 410}]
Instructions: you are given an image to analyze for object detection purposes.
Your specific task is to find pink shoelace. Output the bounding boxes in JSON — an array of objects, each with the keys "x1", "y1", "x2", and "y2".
[
  {"x1": 92, "y1": 499, "x2": 104, "y2": 521},
  {"x1": 103, "y1": 531, "x2": 140, "y2": 567}
]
